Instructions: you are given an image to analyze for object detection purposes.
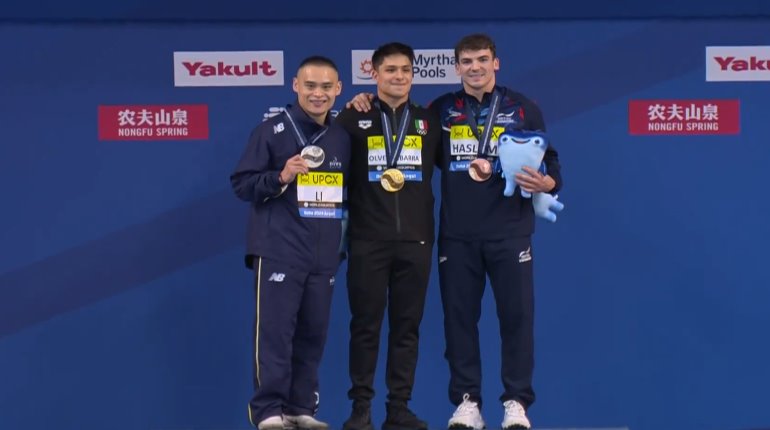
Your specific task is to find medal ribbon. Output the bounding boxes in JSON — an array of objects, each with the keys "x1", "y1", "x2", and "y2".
[
  {"x1": 375, "y1": 100, "x2": 411, "y2": 168},
  {"x1": 284, "y1": 108, "x2": 329, "y2": 149},
  {"x1": 464, "y1": 91, "x2": 501, "y2": 158}
]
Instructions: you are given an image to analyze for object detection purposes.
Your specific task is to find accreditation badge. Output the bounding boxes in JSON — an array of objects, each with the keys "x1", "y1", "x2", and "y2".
[
  {"x1": 367, "y1": 135, "x2": 424, "y2": 183},
  {"x1": 296, "y1": 171, "x2": 343, "y2": 218}
]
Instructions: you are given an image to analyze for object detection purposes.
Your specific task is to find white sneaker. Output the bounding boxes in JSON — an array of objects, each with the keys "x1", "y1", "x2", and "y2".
[
  {"x1": 448, "y1": 393, "x2": 486, "y2": 429},
  {"x1": 257, "y1": 416, "x2": 285, "y2": 430},
  {"x1": 283, "y1": 415, "x2": 329, "y2": 430},
  {"x1": 501, "y1": 400, "x2": 531, "y2": 429}
]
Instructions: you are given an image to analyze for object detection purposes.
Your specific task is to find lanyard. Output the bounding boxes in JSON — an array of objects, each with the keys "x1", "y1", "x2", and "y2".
[
  {"x1": 284, "y1": 109, "x2": 328, "y2": 148},
  {"x1": 376, "y1": 100, "x2": 411, "y2": 167},
  {"x1": 463, "y1": 91, "x2": 501, "y2": 158}
]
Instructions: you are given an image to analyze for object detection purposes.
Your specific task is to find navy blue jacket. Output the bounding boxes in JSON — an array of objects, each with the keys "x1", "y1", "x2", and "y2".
[
  {"x1": 231, "y1": 104, "x2": 351, "y2": 275},
  {"x1": 430, "y1": 86, "x2": 562, "y2": 240}
]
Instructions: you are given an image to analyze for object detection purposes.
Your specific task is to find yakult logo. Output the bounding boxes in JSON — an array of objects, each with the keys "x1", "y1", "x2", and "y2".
[
  {"x1": 174, "y1": 51, "x2": 284, "y2": 87},
  {"x1": 183, "y1": 60, "x2": 276, "y2": 76},
  {"x1": 706, "y1": 46, "x2": 770, "y2": 81},
  {"x1": 351, "y1": 49, "x2": 460, "y2": 85}
]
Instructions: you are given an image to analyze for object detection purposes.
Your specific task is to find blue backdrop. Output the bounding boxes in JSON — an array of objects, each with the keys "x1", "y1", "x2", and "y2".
[
  {"x1": 1, "y1": 10, "x2": 770, "y2": 430},
  {"x1": 2, "y1": 0, "x2": 770, "y2": 21}
]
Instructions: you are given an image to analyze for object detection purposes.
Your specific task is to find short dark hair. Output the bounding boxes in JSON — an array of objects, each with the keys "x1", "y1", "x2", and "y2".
[
  {"x1": 454, "y1": 33, "x2": 497, "y2": 61},
  {"x1": 297, "y1": 55, "x2": 339, "y2": 74},
  {"x1": 371, "y1": 42, "x2": 415, "y2": 70}
]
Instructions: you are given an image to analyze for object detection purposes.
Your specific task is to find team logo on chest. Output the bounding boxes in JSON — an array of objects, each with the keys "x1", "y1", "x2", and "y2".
[
  {"x1": 414, "y1": 118, "x2": 428, "y2": 135},
  {"x1": 329, "y1": 156, "x2": 342, "y2": 170},
  {"x1": 495, "y1": 111, "x2": 517, "y2": 125}
]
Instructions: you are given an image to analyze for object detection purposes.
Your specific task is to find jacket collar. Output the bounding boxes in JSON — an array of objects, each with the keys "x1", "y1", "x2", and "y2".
[
  {"x1": 373, "y1": 97, "x2": 411, "y2": 115},
  {"x1": 285, "y1": 103, "x2": 330, "y2": 137},
  {"x1": 459, "y1": 85, "x2": 506, "y2": 107}
]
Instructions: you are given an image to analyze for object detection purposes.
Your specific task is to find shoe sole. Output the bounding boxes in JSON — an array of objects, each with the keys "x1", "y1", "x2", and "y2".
[{"x1": 448, "y1": 425, "x2": 485, "y2": 430}]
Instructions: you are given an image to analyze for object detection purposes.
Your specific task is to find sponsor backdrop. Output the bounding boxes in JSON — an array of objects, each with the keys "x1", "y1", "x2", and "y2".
[{"x1": 2, "y1": 12, "x2": 770, "y2": 430}]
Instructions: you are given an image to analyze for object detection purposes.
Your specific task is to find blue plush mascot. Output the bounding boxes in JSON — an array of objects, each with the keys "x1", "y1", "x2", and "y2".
[{"x1": 497, "y1": 129, "x2": 564, "y2": 223}]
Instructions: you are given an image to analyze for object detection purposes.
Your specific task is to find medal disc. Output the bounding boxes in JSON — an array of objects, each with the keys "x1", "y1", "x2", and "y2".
[
  {"x1": 301, "y1": 145, "x2": 325, "y2": 168},
  {"x1": 380, "y1": 168, "x2": 405, "y2": 192},
  {"x1": 468, "y1": 158, "x2": 492, "y2": 182}
]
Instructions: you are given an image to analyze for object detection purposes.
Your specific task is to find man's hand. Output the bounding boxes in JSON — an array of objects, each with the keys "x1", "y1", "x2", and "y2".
[
  {"x1": 345, "y1": 93, "x2": 375, "y2": 112},
  {"x1": 514, "y1": 166, "x2": 556, "y2": 193},
  {"x1": 279, "y1": 154, "x2": 309, "y2": 184}
]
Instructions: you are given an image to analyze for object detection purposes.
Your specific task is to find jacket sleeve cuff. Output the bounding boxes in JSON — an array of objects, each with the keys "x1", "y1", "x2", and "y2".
[{"x1": 261, "y1": 172, "x2": 289, "y2": 202}]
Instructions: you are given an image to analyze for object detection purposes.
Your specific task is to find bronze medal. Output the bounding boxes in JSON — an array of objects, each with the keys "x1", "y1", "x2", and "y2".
[
  {"x1": 380, "y1": 168, "x2": 405, "y2": 192},
  {"x1": 468, "y1": 158, "x2": 492, "y2": 182}
]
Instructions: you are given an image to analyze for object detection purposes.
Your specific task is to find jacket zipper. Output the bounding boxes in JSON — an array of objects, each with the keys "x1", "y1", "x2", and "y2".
[
  {"x1": 395, "y1": 192, "x2": 401, "y2": 234},
  {"x1": 314, "y1": 220, "x2": 321, "y2": 271}
]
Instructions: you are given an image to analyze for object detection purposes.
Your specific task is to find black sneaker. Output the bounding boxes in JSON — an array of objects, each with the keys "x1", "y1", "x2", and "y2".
[
  {"x1": 343, "y1": 402, "x2": 375, "y2": 430},
  {"x1": 382, "y1": 402, "x2": 428, "y2": 430}
]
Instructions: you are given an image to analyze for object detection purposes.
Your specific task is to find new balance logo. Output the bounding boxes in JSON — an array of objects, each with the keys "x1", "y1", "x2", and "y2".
[
  {"x1": 268, "y1": 272, "x2": 286, "y2": 282},
  {"x1": 273, "y1": 122, "x2": 285, "y2": 134},
  {"x1": 518, "y1": 247, "x2": 531, "y2": 263},
  {"x1": 438, "y1": 256, "x2": 448, "y2": 264}
]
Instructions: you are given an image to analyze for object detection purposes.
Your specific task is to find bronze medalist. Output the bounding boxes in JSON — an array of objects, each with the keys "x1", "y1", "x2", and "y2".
[{"x1": 468, "y1": 158, "x2": 492, "y2": 182}]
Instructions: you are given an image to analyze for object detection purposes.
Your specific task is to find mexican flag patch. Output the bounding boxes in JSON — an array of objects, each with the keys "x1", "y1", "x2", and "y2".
[{"x1": 415, "y1": 119, "x2": 428, "y2": 135}]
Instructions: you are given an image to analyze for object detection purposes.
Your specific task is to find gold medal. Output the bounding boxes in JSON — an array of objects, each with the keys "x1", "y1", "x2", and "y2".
[
  {"x1": 468, "y1": 158, "x2": 492, "y2": 182},
  {"x1": 380, "y1": 168, "x2": 405, "y2": 192}
]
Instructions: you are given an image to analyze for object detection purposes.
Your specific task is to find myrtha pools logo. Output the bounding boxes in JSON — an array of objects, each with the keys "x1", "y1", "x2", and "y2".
[{"x1": 351, "y1": 49, "x2": 460, "y2": 85}]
